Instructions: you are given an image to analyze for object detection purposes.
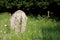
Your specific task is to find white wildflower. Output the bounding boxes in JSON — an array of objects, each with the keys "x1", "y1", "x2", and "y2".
[{"x1": 4, "y1": 24, "x2": 7, "y2": 27}]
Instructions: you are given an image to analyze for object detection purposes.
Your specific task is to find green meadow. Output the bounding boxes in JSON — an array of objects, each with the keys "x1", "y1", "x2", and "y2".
[{"x1": 0, "y1": 12, "x2": 60, "y2": 40}]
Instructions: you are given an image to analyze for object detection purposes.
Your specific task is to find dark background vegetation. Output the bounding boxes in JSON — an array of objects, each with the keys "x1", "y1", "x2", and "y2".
[{"x1": 0, "y1": 0, "x2": 60, "y2": 19}]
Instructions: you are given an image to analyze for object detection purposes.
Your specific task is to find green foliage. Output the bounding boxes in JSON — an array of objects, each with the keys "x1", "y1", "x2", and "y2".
[
  {"x1": 56, "y1": 0, "x2": 60, "y2": 5},
  {"x1": 0, "y1": 0, "x2": 60, "y2": 17},
  {"x1": 0, "y1": 0, "x2": 50, "y2": 10}
]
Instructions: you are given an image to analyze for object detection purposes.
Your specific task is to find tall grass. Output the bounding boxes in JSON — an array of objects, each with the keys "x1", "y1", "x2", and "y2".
[{"x1": 0, "y1": 12, "x2": 60, "y2": 40}]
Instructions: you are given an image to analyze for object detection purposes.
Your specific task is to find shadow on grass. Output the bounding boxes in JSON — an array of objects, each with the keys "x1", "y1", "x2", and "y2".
[{"x1": 41, "y1": 24, "x2": 60, "y2": 40}]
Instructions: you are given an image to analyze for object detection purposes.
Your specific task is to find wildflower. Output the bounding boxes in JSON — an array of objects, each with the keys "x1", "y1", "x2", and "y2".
[{"x1": 4, "y1": 24, "x2": 7, "y2": 27}]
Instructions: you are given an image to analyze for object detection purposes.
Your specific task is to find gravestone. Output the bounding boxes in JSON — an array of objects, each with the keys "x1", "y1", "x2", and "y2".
[{"x1": 10, "y1": 10, "x2": 27, "y2": 33}]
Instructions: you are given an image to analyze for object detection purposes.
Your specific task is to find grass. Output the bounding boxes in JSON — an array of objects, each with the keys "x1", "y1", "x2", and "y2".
[{"x1": 0, "y1": 12, "x2": 60, "y2": 40}]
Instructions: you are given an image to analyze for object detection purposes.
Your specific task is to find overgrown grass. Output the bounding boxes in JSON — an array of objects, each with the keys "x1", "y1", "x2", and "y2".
[{"x1": 0, "y1": 12, "x2": 60, "y2": 40}]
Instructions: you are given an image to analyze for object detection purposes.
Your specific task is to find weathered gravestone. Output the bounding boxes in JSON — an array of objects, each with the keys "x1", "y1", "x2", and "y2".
[{"x1": 10, "y1": 10, "x2": 27, "y2": 33}]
